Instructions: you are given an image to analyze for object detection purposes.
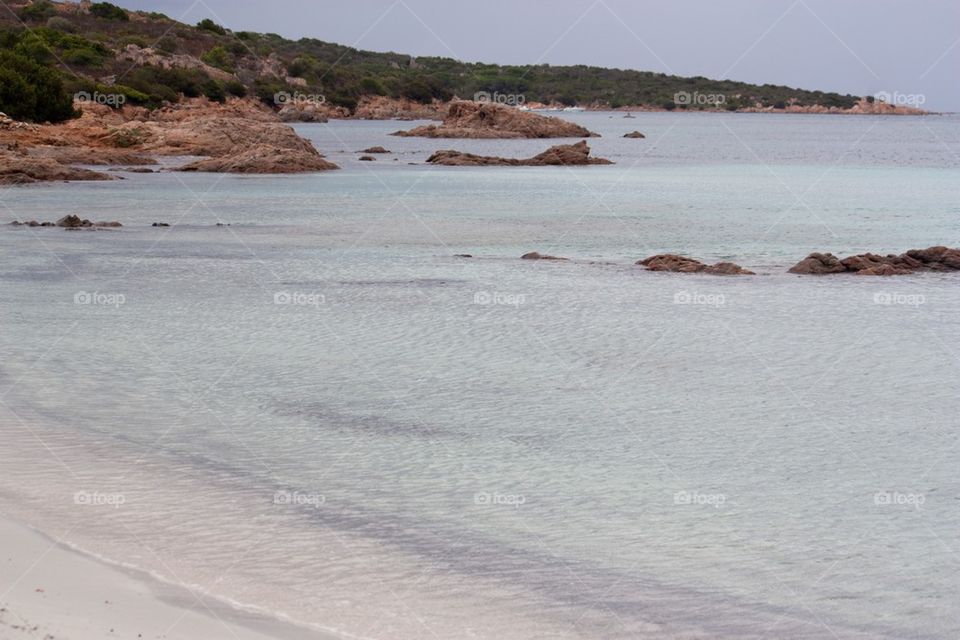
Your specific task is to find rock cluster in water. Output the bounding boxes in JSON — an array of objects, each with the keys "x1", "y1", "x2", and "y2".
[
  {"x1": 10, "y1": 215, "x2": 121, "y2": 228},
  {"x1": 638, "y1": 254, "x2": 755, "y2": 275},
  {"x1": 789, "y1": 247, "x2": 960, "y2": 275},
  {"x1": 427, "y1": 141, "x2": 612, "y2": 166},
  {"x1": 393, "y1": 101, "x2": 598, "y2": 139}
]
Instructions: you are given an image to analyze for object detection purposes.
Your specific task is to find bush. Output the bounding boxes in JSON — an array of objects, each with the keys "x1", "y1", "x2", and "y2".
[
  {"x1": 200, "y1": 46, "x2": 234, "y2": 72},
  {"x1": 19, "y1": 0, "x2": 56, "y2": 21},
  {"x1": 201, "y1": 79, "x2": 226, "y2": 103},
  {"x1": 89, "y1": 2, "x2": 129, "y2": 21},
  {"x1": 0, "y1": 50, "x2": 74, "y2": 122},
  {"x1": 197, "y1": 18, "x2": 226, "y2": 35},
  {"x1": 224, "y1": 79, "x2": 247, "y2": 98},
  {"x1": 46, "y1": 17, "x2": 77, "y2": 33},
  {"x1": 359, "y1": 76, "x2": 387, "y2": 96},
  {"x1": 156, "y1": 35, "x2": 179, "y2": 53}
]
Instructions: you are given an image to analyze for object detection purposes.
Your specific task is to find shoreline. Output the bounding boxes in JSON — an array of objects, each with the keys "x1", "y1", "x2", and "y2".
[{"x1": 0, "y1": 514, "x2": 337, "y2": 640}]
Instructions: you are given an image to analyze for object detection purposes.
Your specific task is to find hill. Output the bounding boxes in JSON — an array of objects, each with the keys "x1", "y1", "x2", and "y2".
[{"x1": 2, "y1": 0, "x2": 867, "y2": 123}]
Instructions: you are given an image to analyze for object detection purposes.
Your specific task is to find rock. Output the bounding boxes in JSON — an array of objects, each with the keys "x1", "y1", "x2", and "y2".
[
  {"x1": 787, "y1": 252, "x2": 847, "y2": 274},
  {"x1": 178, "y1": 145, "x2": 339, "y2": 174},
  {"x1": 152, "y1": 222, "x2": 170, "y2": 227},
  {"x1": 56, "y1": 215, "x2": 92, "y2": 228},
  {"x1": 623, "y1": 131, "x2": 646, "y2": 139},
  {"x1": 26, "y1": 147, "x2": 157, "y2": 166},
  {"x1": 393, "y1": 101, "x2": 599, "y2": 139},
  {"x1": 427, "y1": 141, "x2": 612, "y2": 167},
  {"x1": 361, "y1": 146, "x2": 391, "y2": 153},
  {"x1": 454, "y1": 254, "x2": 473, "y2": 258},
  {"x1": 521, "y1": 252, "x2": 568, "y2": 261},
  {"x1": 0, "y1": 152, "x2": 113, "y2": 185},
  {"x1": 94, "y1": 221, "x2": 123, "y2": 228},
  {"x1": 358, "y1": 155, "x2": 376, "y2": 161},
  {"x1": 789, "y1": 247, "x2": 960, "y2": 275},
  {"x1": 277, "y1": 104, "x2": 328, "y2": 123},
  {"x1": 704, "y1": 262, "x2": 755, "y2": 275},
  {"x1": 639, "y1": 254, "x2": 707, "y2": 273},
  {"x1": 639, "y1": 254, "x2": 754, "y2": 275}
]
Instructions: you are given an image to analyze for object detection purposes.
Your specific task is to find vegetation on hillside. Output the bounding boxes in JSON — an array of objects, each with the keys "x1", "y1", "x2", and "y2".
[{"x1": 0, "y1": 0, "x2": 861, "y2": 123}]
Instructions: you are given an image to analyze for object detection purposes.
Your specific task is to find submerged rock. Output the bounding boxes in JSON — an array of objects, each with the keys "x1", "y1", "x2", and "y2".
[
  {"x1": 521, "y1": 251, "x2": 569, "y2": 261},
  {"x1": 360, "y1": 146, "x2": 391, "y2": 153},
  {"x1": 427, "y1": 141, "x2": 612, "y2": 167},
  {"x1": 623, "y1": 131, "x2": 646, "y2": 139},
  {"x1": 358, "y1": 155, "x2": 376, "y2": 161},
  {"x1": 638, "y1": 254, "x2": 754, "y2": 275},
  {"x1": 393, "y1": 101, "x2": 598, "y2": 139}
]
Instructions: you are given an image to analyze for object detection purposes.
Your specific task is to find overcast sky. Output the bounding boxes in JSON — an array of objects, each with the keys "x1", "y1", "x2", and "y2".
[{"x1": 114, "y1": 0, "x2": 960, "y2": 110}]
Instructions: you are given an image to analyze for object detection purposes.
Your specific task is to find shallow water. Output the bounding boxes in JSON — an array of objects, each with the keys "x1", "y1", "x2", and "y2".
[{"x1": 1, "y1": 112, "x2": 958, "y2": 639}]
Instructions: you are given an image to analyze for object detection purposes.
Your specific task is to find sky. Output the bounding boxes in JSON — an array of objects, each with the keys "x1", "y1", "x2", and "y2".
[{"x1": 113, "y1": 0, "x2": 960, "y2": 111}]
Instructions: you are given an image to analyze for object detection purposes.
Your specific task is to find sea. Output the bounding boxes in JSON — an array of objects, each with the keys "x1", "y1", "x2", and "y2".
[{"x1": 0, "y1": 111, "x2": 958, "y2": 639}]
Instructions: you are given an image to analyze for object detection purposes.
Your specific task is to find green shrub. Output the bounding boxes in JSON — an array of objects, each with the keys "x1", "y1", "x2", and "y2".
[
  {"x1": 0, "y1": 50, "x2": 74, "y2": 122},
  {"x1": 46, "y1": 16, "x2": 77, "y2": 33},
  {"x1": 89, "y1": 2, "x2": 129, "y2": 21},
  {"x1": 197, "y1": 18, "x2": 226, "y2": 35},
  {"x1": 359, "y1": 76, "x2": 387, "y2": 96},
  {"x1": 156, "y1": 35, "x2": 179, "y2": 53},
  {"x1": 19, "y1": 0, "x2": 56, "y2": 21},
  {"x1": 224, "y1": 79, "x2": 247, "y2": 98},
  {"x1": 201, "y1": 79, "x2": 226, "y2": 103},
  {"x1": 200, "y1": 46, "x2": 234, "y2": 72}
]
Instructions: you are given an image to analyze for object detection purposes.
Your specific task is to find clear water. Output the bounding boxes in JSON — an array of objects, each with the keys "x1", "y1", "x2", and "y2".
[{"x1": 1, "y1": 112, "x2": 958, "y2": 639}]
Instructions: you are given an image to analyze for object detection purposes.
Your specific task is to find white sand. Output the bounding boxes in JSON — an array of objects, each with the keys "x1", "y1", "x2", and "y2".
[{"x1": 0, "y1": 516, "x2": 333, "y2": 640}]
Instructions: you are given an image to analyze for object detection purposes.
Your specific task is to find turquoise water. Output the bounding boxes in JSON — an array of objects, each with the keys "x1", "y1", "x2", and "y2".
[{"x1": 0, "y1": 112, "x2": 958, "y2": 638}]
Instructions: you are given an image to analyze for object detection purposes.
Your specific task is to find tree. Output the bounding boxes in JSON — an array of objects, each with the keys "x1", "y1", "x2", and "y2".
[{"x1": 0, "y1": 51, "x2": 74, "y2": 122}]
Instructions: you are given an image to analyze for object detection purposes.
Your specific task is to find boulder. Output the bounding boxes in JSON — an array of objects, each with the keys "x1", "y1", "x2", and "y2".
[
  {"x1": 56, "y1": 215, "x2": 92, "y2": 228},
  {"x1": 358, "y1": 155, "x2": 376, "y2": 161},
  {"x1": 361, "y1": 146, "x2": 391, "y2": 153},
  {"x1": 623, "y1": 131, "x2": 646, "y2": 139},
  {"x1": 393, "y1": 101, "x2": 598, "y2": 139},
  {"x1": 426, "y1": 141, "x2": 612, "y2": 167},
  {"x1": 521, "y1": 252, "x2": 568, "y2": 261},
  {"x1": 638, "y1": 254, "x2": 754, "y2": 275},
  {"x1": 787, "y1": 252, "x2": 847, "y2": 275}
]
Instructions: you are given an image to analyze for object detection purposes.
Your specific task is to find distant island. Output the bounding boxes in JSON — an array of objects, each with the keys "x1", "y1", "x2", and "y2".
[{"x1": 1, "y1": 0, "x2": 927, "y2": 124}]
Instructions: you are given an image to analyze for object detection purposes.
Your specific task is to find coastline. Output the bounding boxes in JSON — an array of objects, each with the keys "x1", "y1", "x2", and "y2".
[{"x1": 0, "y1": 515, "x2": 336, "y2": 640}]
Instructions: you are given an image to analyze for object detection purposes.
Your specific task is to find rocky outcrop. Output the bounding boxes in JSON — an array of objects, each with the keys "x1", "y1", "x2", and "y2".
[
  {"x1": 11, "y1": 215, "x2": 121, "y2": 228},
  {"x1": 789, "y1": 247, "x2": 960, "y2": 275},
  {"x1": 521, "y1": 252, "x2": 568, "y2": 261},
  {"x1": 0, "y1": 152, "x2": 113, "y2": 185},
  {"x1": 623, "y1": 131, "x2": 646, "y2": 138},
  {"x1": 426, "y1": 141, "x2": 612, "y2": 167},
  {"x1": 787, "y1": 252, "x2": 846, "y2": 275},
  {"x1": 1, "y1": 98, "x2": 338, "y2": 177},
  {"x1": 278, "y1": 104, "x2": 329, "y2": 123},
  {"x1": 638, "y1": 254, "x2": 754, "y2": 275},
  {"x1": 178, "y1": 144, "x2": 339, "y2": 173},
  {"x1": 393, "y1": 101, "x2": 598, "y2": 139}
]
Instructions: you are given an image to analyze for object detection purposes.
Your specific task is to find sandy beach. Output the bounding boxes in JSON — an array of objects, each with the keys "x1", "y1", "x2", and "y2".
[{"x1": 0, "y1": 516, "x2": 332, "y2": 640}]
